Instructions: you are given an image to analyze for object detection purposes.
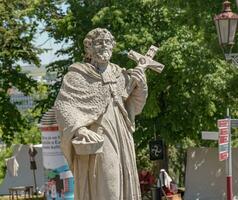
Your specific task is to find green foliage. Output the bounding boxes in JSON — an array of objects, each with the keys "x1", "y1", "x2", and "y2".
[
  {"x1": 0, "y1": 0, "x2": 42, "y2": 145},
  {"x1": 168, "y1": 138, "x2": 196, "y2": 185},
  {"x1": 0, "y1": 147, "x2": 13, "y2": 184},
  {"x1": 136, "y1": 148, "x2": 153, "y2": 171},
  {"x1": 12, "y1": 84, "x2": 47, "y2": 145},
  {"x1": 35, "y1": 0, "x2": 238, "y2": 185},
  {"x1": 13, "y1": 110, "x2": 41, "y2": 145}
]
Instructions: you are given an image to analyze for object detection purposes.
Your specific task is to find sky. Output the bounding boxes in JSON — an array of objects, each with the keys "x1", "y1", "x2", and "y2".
[
  {"x1": 34, "y1": 30, "x2": 69, "y2": 65},
  {"x1": 34, "y1": 3, "x2": 69, "y2": 66},
  {"x1": 19, "y1": 22, "x2": 69, "y2": 67}
]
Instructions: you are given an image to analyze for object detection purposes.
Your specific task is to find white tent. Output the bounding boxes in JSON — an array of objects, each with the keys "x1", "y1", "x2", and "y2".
[
  {"x1": 0, "y1": 144, "x2": 44, "y2": 195},
  {"x1": 184, "y1": 147, "x2": 238, "y2": 200}
]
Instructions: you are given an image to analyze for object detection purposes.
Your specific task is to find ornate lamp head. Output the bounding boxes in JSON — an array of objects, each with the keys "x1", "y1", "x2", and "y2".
[{"x1": 214, "y1": 1, "x2": 238, "y2": 52}]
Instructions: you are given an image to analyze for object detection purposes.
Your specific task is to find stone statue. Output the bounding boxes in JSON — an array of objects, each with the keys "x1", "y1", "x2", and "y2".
[{"x1": 54, "y1": 28, "x2": 164, "y2": 200}]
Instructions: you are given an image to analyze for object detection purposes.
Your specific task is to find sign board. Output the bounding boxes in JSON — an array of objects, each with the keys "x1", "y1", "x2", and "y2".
[
  {"x1": 219, "y1": 127, "x2": 228, "y2": 136},
  {"x1": 217, "y1": 119, "x2": 230, "y2": 161},
  {"x1": 149, "y1": 140, "x2": 164, "y2": 160},
  {"x1": 231, "y1": 119, "x2": 238, "y2": 128},
  {"x1": 40, "y1": 124, "x2": 74, "y2": 199},
  {"x1": 219, "y1": 143, "x2": 229, "y2": 161},
  {"x1": 202, "y1": 131, "x2": 218, "y2": 140},
  {"x1": 219, "y1": 143, "x2": 229, "y2": 152},
  {"x1": 218, "y1": 119, "x2": 229, "y2": 128},
  {"x1": 219, "y1": 134, "x2": 229, "y2": 144},
  {"x1": 219, "y1": 151, "x2": 229, "y2": 161}
]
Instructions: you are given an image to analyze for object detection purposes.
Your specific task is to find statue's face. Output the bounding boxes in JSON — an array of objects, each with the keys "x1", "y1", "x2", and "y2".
[{"x1": 91, "y1": 33, "x2": 113, "y2": 63}]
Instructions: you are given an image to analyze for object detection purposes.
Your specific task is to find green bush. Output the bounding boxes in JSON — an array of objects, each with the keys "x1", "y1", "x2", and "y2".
[{"x1": 0, "y1": 147, "x2": 13, "y2": 184}]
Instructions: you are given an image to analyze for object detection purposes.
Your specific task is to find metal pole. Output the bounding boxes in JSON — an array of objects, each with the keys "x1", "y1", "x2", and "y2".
[
  {"x1": 32, "y1": 169, "x2": 38, "y2": 197},
  {"x1": 226, "y1": 108, "x2": 233, "y2": 200}
]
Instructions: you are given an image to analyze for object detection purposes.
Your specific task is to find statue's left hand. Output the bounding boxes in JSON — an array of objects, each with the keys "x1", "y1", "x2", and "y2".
[
  {"x1": 126, "y1": 66, "x2": 148, "y2": 116},
  {"x1": 130, "y1": 66, "x2": 147, "y2": 87},
  {"x1": 128, "y1": 67, "x2": 147, "y2": 94}
]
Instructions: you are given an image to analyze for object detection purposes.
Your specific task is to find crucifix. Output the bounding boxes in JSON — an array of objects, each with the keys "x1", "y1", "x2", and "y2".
[
  {"x1": 128, "y1": 45, "x2": 165, "y2": 73},
  {"x1": 127, "y1": 45, "x2": 165, "y2": 94}
]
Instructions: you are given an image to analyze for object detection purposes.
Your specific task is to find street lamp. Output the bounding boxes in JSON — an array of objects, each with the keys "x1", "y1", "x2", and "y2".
[
  {"x1": 214, "y1": 2, "x2": 238, "y2": 200},
  {"x1": 214, "y1": 1, "x2": 238, "y2": 64}
]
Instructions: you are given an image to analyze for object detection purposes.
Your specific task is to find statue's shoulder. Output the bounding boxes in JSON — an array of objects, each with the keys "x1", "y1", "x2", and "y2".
[
  {"x1": 67, "y1": 62, "x2": 100, "y2": 80},
  {"x1": 68, "y1": 62, "x2": 91, "y2": 73},
  {"x1": 110, "y1": 63, "x2": 128, "y2": 78}
]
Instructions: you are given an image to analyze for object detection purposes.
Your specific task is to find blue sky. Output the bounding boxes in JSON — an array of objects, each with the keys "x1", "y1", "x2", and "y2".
[
  {"x1": 35, "y1": 3, "x2": 69, "y2": 65},
  {"x1": 35, "y1": 30, "x2": 69, "y2": 65}
]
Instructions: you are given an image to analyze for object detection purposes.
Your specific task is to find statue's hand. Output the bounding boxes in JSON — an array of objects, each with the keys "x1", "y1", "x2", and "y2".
[
  {"x1": 72, "y1": 127, "x2": 104, "y2": 155},
  {"x1": 130, "y1": 66, "x2": 147, "y2": 88},
  {"x1": 126, "y1": 67, "x2": 148, "y2": 116},
  {"x1": 75, "y1": 127, "x2": 103, "y2": 143},
  {"x1": 127, "y1": 66, "x2": 147, "y2": 95}
]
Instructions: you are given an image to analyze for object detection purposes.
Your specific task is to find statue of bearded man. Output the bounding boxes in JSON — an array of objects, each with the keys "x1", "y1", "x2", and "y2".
[{"x1": 54, "y1": 28, "x2": 148, "y2": 200}]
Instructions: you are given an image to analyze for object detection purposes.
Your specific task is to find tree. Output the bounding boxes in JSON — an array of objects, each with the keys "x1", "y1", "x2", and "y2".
[
  {"x1": 0, "y1": 0, "x2": 41, "y2": 146},
  {"x1": 36, "y1": 0, "x2": 238, "y2": 184}
]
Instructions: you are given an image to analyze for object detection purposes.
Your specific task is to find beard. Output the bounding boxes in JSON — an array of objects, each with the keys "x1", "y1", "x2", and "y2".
[{"x1": 94, "y1": 49, "x2": 112, "y2": 62}]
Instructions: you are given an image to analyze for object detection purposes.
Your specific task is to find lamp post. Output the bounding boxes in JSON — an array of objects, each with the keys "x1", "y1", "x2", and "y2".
[
  {"x1": 214, "y1": 1, "x2": 238, "y2": 64},
  {"x1": 214, "y1": 2, "x2": 238, "y2": 200}
]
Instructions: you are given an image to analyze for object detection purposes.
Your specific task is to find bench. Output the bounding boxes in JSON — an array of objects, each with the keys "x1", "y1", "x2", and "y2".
[{"x1": 8, "y1": 186, "x2": 33, "y2": 200}]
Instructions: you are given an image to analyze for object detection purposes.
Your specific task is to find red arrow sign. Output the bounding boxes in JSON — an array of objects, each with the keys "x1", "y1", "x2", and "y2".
[
  {"x1": 219, "y1": 151, "x2": 228, "y2": 161},
  {"x1": 219, "y1": 135, "x2": 229, "y2": 144},
  {"x1": 219, "y1": 127, "x2": 229, "y2": 136},
  {"x1": 218, "y1": 119, "x2": 229, "y2": 128}
]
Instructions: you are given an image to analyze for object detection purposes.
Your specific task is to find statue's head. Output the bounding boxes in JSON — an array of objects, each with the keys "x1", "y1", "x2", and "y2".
[{"x1": 83, "y1": 28, "x2": 116, "y2": 63}]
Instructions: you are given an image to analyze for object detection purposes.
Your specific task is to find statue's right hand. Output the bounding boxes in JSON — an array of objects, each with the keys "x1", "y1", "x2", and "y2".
[
  {"x1": 75, "y1": 127, "x2": 103, "y2": 143},
  {"x1": 72, "y1": 127, "x2": 104, "y2": 155}
]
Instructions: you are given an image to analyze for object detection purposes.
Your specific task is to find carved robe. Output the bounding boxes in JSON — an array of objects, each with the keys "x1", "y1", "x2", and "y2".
[{"x1": 54, "y1": 62, "x2": 148, "y2": 200}]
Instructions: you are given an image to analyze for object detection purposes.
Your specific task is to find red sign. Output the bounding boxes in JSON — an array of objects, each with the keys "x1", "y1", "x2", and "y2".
[
  {"x1": 218, "y1": 119, "x2": 229, "y2": 128},
  {"x1": 219, "y1": 127, "x2": 229, "y2": 136},
  {"x1": 217, "y1": 118, "x2": 230, "y2": 162},
  {"x1": 219, "y1": 151, "x2": 229, "y2": 161},
  {"x1": 219, "y1": 135, "x2": 229, "y2": 144}
]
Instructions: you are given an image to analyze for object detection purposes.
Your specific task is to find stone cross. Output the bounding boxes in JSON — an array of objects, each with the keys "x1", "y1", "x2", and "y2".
[{"x1": 127, "y1": 45, "x2": 165, "y2": 73}]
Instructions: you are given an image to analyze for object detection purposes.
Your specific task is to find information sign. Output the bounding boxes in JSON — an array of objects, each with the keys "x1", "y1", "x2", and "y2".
[
  {"x1": 219, "y1": 127, "x2": 228, "y2": 136},
  {"x1": 219, "y1": 143, "x2": 229, "y2": 152},
  {"x1": 218, "y1": 119, "x2": 229, "y2": 128},
  {"x1": 219, "y1": 134, "x2": 229, "y2": 144},
  {"x1": 201, "y1": 131, "x2": 218, "y2": 140},
  {"x1": 231, "y1": 119, "x2": 238, "y2": 128},
  {"x1": 219, "y1": 151, "x2": 229, "y2": 161},
  {"x1": 218, "y1": 119, "x2": 230, "y2": 161}
]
